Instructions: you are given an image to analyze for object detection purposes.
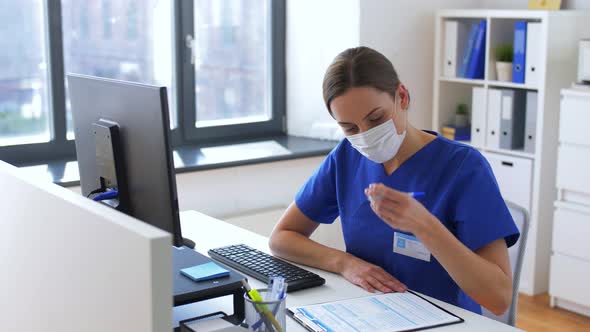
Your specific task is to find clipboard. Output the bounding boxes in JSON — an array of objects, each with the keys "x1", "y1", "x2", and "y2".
[{"x1": 287, "y1": 291, "x2": 464, "y2": 332}]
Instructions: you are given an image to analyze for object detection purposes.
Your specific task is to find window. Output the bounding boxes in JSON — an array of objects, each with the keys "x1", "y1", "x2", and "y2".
[
  {"x1": 0, "y1": 0, "x2": 285, "y2": 166},
  {"x1": 102, "y1": 0, "x2": 112, "y2": 39},
  {"x1": 193, "y1": 0, "x2": 269, "y2": 127},
  {"x1": 79, "y1": 1, "x2": 89, "y2": 39},
  {"x1": 181, "y1": 0, "x2": 284, "y2": 142},
  {"x1": 61, "y1": 0, "x2": 175, "y2": 137},
  {"x1": 0, "y1": 1, "x2": 51, "y2": 147},
  {"x1": 126, "y1": 2, "x2": 139, "y2": 41}
]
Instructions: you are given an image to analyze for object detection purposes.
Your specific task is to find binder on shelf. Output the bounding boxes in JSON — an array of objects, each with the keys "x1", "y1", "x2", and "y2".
[
  {"x1": 525, "y1": 22, "x2": 541, "y2": 87},
  {"x1": 499, "y1": 90, "x2": 526, "y2": 150},
  {"x1": 513, "y1": 21, "x2": 527, "y2": 84},
  {"x1": 442, "y1": 125, "x2": 471, "y2": 141},
  {"x1": 486, "y1": 89, "x2": 502, "y2": 149},
  {"x1": 524, "y1": 91, "x2": 538, "y2": 154},
  {"x1": 459, "y1": 23, "x2": 480, "y2": 78},
  {"x1": 443, "y1": 21, "x2": 469, "y2": 78},
  {"x1": 465, "y1": 20, "x2": 486, "y2": 79},
  {"x1": 471, "y1": 87, "x2": 487, "y2": 147}
]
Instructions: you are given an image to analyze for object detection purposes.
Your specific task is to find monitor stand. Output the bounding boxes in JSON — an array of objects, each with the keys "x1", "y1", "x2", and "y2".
[
  {"x1": 173, "y1": 247, "x2": 246, "y2": 331},
  {"x1": 183, "y1": 237, "x2": 196, "y2": 249}
]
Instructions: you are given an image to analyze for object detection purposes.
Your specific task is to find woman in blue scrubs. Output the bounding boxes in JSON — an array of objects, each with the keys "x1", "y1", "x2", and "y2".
[{"x1": 269, "y1": 47, "x2": 520, "y2": 315}]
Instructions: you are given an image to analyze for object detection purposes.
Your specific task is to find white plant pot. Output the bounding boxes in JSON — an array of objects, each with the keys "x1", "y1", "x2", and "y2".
[{"x1": 496, "y1": 61, "x2": 513, "y2": 82}]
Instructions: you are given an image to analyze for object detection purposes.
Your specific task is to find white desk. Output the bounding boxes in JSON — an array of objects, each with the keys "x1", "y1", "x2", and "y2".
[{"x1": 180, "y1": 210, "x2": 521, "y2": 331}]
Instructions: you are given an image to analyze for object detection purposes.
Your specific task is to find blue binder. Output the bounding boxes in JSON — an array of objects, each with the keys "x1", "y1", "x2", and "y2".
[
  {"x1": 465, "y1": 20, "x2": 486, "y2": 79},
  {"x1": 513, "y1": 21, "x2": 527, "y2": 83},
  {"x1": 459, "y1": 24, "x2": 479, "y2": 78}
]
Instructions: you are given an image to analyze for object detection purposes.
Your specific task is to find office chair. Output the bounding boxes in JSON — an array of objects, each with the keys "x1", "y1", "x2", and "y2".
[{"x1": 482, "y1": 201, "x2": 530, "y2": 326}]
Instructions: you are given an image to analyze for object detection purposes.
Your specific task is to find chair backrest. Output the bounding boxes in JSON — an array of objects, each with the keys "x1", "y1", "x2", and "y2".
[{"x1": 482, "y1": 201, "x2": 530, "y2": 326}]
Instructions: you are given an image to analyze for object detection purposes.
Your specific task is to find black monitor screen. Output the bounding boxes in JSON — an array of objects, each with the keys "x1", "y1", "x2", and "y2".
[{"x1": 68, "y1": 74, "x2": 183, "y2": 247}]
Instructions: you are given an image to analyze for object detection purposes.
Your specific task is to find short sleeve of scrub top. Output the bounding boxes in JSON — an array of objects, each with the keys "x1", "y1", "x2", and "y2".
[
  {"x1": 451, "y1": 150, "x2": 520, "y2": 251},
  {"x1": 294, "y1": 142, "x2": 342, "y2": 224}
]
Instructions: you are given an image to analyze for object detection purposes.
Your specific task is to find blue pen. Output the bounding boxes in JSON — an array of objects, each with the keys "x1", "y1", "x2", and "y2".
[{"x1": 366, "y1": 190, "x2": 425, "y2": 202}]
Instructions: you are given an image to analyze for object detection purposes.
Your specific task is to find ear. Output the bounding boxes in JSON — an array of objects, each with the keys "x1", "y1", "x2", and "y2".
[{"x1": 397, "y1": 84, "x2": 410, "y2": 111}]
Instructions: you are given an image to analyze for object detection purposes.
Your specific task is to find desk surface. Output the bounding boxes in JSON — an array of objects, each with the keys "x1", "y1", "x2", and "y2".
[{"x1": 180, "y1": 210, "x2": 521, "y2": 331}]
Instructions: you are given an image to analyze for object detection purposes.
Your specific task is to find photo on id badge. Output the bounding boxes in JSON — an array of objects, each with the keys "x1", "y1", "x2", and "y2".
[{"x1": 393, "y1": 232, "x2": 431, "y2": 262}]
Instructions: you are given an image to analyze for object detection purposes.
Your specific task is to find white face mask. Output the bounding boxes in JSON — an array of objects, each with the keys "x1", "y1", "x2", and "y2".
[{"x1": 345, "y1": 99, "x2": 406, "y2": 163}]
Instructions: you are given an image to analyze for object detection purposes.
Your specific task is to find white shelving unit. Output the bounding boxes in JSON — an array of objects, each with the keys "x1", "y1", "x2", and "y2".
[{"x1": 433, "y1": 9, "x2": 590, "y2": 295}]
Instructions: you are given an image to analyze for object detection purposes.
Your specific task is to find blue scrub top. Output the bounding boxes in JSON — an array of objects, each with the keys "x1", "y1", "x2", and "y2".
[{"x1": 295, "y1": 132, "x2": 520, "y2": 314}]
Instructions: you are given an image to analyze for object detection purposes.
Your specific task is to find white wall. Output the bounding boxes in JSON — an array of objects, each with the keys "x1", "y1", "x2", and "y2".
[
  {"x1": 286, "y1": 0, "x2": 360, "y2": 139},
  {"x1": 286, "y1": 1, "x2": 482, "y2": 135},
  {"x1": 68, "y1": 157, "x2": 347, "y2": 248},
  {"x1": 359, "y1": 0, "x2": 480, "y2": 130},
  {"x1": 480, "y1": 0, "x2": 590, "y2": 10},
  {"x1": 70, "y1": 157, "x2": 324, "y2": 219},
  {"x1": 286, "y1": 0, "x2": 590, "y2": 136},
  {"x1": 175, "y1": 157, "x2": 323, "y2": 218}
]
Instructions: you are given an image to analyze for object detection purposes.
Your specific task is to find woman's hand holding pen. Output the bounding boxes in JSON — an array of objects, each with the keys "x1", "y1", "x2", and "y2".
[
  {"x1": 338, "y1": 253, "x2": 407, "y2": 294},
  {"x1": 365, "y1": 183, "x2": 436, "y2": 236}
]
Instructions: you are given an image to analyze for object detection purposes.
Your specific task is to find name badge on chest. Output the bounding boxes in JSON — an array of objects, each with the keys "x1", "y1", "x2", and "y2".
[{"x1": 393, "y1": 232, "x2": 431, "y2": 262}]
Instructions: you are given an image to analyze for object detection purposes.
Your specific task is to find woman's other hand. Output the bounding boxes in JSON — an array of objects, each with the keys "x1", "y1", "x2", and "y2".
[{"x1": 338, "y1": 253, "x2": 407, "y2": 293}]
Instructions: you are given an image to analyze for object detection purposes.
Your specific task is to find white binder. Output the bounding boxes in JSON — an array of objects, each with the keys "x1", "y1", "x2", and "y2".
[
  {"x1": 471, "y1": 87, "x2": 487, "y2": 147},
  {"x1": 486, "y1": 89, "x2": 502, "y2": 149},
  {"x1": 524, "y1": 91, "x2": 538, "y2": 153},
  {"x1": 443, "y1": 21, "x2": 468, "y2": 77},
  {"x1": 525, "y1": 22, "x2": 541, "y2": 87},
  {"x1": 499, "y1": 90, "x2": 526, "y2": 150}
]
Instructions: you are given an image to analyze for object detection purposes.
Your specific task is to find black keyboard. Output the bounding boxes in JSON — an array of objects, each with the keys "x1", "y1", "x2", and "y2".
[{"x1": 208, "y1": 244, "x2": 325, "y2": 292}]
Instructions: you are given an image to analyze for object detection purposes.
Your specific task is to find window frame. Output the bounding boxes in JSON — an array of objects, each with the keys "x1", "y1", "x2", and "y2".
[
  {"x1": 0, "y1": 0, "x2": 286, "y2": 165},
  {"x1": 177, "y1": 0, "x2": 286, "y2": 145}
]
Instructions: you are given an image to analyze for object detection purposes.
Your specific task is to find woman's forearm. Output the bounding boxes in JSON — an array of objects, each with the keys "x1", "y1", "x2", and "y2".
[
  {"x1": 416, "y1": 217, "x2": 512, "y2": 315},
  {"x1": 269, "y1": 229, "x2": 349, "y2": 274}
]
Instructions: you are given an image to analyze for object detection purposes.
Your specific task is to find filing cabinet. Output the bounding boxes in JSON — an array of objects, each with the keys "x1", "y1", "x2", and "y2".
[{"x1": 549, "y1": 89, "x2": 590, "y2": 316}]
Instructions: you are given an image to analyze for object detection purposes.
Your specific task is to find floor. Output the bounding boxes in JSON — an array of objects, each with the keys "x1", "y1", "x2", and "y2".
[{"x1": 517, "y1": 294, "x2": 590, "y2": 331}]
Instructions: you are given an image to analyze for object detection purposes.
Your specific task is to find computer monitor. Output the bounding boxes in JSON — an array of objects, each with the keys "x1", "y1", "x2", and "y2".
[
  {"x1": 68, "y1": 75, "x2": 247, "y2": 327},
  {"x1": 0, "y1": 160, "x2": 173, "y2": 332},
  {"x1": 68, "y1": 74, "x2": 185, "y2": 247}
]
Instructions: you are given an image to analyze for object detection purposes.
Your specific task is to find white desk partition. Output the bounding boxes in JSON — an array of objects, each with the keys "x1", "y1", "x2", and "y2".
[
  {"x1": 180, "y1": 210, "x2": 522, "y2": 331},
  {"x1": 0, "y1": 161, "x2": 172, "y2": 332}
]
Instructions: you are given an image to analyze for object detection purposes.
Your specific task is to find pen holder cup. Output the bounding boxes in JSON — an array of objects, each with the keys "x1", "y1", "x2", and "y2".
[{"x1": 244, "y1": 289, "x2": 287, "y2": 332}]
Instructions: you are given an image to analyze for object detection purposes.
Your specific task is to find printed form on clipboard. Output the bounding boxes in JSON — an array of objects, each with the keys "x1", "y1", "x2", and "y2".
[{"x1": 287, "y1": 291, "x2": 464, "y2": 332}]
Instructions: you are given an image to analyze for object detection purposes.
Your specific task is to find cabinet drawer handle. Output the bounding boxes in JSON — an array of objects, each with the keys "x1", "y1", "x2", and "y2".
[{"x1": 501, "y1": 161, "x2": 514, "y2": 167}]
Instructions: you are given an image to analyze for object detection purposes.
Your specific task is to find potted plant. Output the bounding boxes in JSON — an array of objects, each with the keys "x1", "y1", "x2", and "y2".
[
  {"x1": 495, "y1": 43, "x2": 513, "y2": 82},
  {"x1": 454, "y1": 103, "x2": 469, "y2": 128}
]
